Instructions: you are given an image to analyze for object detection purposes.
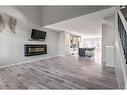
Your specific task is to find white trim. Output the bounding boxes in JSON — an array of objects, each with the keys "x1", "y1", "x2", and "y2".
[
  {"x1": 102, "y1": 60, "x2": 106, "y2": 63},
  {"x1": 101, "y1": 19, "x2": 114, "y2": 27},
  {"x1": 115, "y1": 8, "x2": 127, "y2": 89},
  {"x1": 105, "y1": 64, "x2": 114, "y2": 67},
  {"x1": 0, "y1": 55, "x2": 59, "y2": 69},
  {"x1": 58, "y1": 55, "x2": 66, "y2": 57},
  {"x1": 118, "y1": 8, "x2": 127, "y2": 87},
  {"x1": 117, "y1": 9, "x2": 127, "y2": 33},
  {"x1": 102, "y1": 60, "x2": 114, "y2": 67},
  {"x1": 115, "y1": 68, "x2": 120, "y2": 89},
  {"x1": 126, "y1": 78, "x2": 127, "y2": 88},
  {"x1": 115, "y1": 9, "x2": 124, "y2": 89}
]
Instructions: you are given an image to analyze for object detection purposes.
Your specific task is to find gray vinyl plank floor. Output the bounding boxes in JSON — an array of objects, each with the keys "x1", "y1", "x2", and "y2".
[{"x1": 0, "y1": 56, "x2": 118, "y2": 89}]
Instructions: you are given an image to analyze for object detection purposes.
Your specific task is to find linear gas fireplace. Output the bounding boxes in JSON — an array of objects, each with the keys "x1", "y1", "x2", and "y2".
[{"x1": 24, "y1": 44, "x2": 47, "y2": 56}]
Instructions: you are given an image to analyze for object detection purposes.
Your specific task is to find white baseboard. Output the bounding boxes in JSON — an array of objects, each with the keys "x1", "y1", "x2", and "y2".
[
  {"x1": 58, "y1": 55, "x2": 66, "y2": 57},
  {"x1": 125, "y1": 83, "x2": 127, "y2": 89},
  {"x1": 114, "y1": 68, "x2": 121, "y2": 89},
  {"x1": 102, "y1": 60, "x2": 106, "y2": 63},
  {"x1": 102, "y1": 60, "x2": 114, "y2": 67},
  {"x1": 0, "y1": 55, "x2": 59, "y2": 68},
  {"x1": 105, "y1": 64, "x2": 114, "y2": 67}
]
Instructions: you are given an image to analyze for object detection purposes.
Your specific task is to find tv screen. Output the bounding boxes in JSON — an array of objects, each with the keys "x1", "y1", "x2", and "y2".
[{"x1": 31, "y1": 29, "x2": 46, "y2": 40}]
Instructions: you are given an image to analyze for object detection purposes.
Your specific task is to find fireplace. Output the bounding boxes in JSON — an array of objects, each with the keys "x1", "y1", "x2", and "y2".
[{"x1": 24, "y1": 44, "x2": 47, "y2": 56}]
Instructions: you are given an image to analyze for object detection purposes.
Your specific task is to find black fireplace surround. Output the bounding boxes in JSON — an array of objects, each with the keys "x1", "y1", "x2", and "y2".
[{"x1": 24, "y1": 44, "x2": 47, "y2": 56}]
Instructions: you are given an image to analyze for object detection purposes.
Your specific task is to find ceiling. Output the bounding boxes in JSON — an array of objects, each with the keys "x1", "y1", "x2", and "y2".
[
  {"x1": 41, "y1": 6, "x2": 111, "y2": 26},
  {"x1": 45, "y1": 7, "x2": 115, "y2": 38}
]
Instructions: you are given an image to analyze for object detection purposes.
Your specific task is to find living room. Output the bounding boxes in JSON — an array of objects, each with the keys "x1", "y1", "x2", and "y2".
[
  {"x1": 0, "y1": 6, "x2": 126, "y2": 90},
  {"x1": 0, "y1": 6, "x2": 108, "y2": 67}
]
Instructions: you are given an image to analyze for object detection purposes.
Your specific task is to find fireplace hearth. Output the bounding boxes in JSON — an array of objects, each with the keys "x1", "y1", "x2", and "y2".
[{"x1": 24, "y1": 44, "x2": 47, "y2": 56}]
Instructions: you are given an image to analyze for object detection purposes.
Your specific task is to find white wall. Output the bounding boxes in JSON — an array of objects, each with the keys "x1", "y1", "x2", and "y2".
[
  {"x1": 102, "y1": 16, "x2": 115, "y2": 63},
  {"x1": 0, "y1": 6, "x2": 59, "y2": 67},
  {"x1": 13, "y1": 6, "x2": 42, "y2": 26},
  {"x1": 0, "y1": 6, "x2": 41, "y2": 26},
  {"x1": 58, "y1": 31, "x2": 66, "y2": 56}
]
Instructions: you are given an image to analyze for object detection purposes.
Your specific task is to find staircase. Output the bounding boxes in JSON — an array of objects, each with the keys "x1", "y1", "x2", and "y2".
[
  {"x1": 116, "y1": 6, "x2": 127, "y2": 89},
  {"x1": 118, "y1": 7, "x2": 127, "y2": 64}
]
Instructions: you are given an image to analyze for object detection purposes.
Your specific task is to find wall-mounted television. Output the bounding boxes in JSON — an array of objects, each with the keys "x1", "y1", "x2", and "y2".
[{"x1": 31, "y1": 29, "x2": 46, "y2": 40}]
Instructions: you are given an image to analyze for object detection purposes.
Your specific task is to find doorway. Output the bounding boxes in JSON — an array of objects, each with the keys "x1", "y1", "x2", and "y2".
[
  {"x1": 65, "y1": 33, "x2": 81, "y2": 56},
  {"x1": 83, "y1": 37, "x2": 102, "y2": 64}
]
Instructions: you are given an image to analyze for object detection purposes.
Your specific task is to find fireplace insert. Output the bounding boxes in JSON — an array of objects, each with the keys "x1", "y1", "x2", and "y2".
[{"x1": 24, "y1": 44, "x2": 47, "y2": 56}]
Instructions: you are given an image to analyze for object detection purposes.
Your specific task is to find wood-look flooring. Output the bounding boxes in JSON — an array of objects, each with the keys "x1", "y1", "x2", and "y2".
[{"x1": 0, "y1": 56, "x2": 118, "y2": 89}]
